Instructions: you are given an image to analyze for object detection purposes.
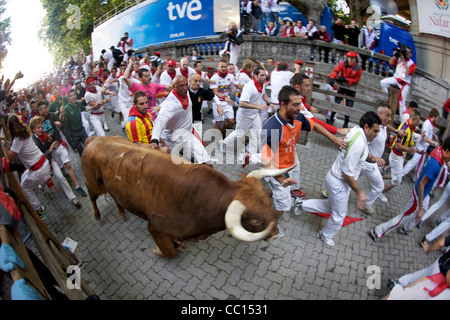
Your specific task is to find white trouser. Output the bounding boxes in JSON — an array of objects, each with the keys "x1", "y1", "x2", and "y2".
[
  {"x1": 168, "y1": 132, "x2": 211, "y2": 164},
  {"x1": 426, "y1": 215, "x2": 450, "y2": 242},
  {"x1": 90, "y1": 113, "x2": 106, "y2": 136},
  {"x1": 259, "y1": 109, "x2": 269, "y2": 126},
  {"x1": 398, "y1": 258, "x2": 441, "y2": 287},
  {"x1": 389, "y1": 152, "x2": 405, "y2": 186},
  {"x1": 265, "y1": 175, "x2": 292, "y2": 212},
  {"x1": 50, "y1": 159, "x2": 76, "y2": 201},
  {"x1": 421, "y1": 182, "x2": 450, "y2": 223},
  {"x1": 118, "y1": 101, "x2": 132, "y2": 122},
  {"x1": 360, "y1": 162, "x2": 384, "y2": 209},
  {"x1": 51, "y1": 144, "x2": 70, "y2": 169},
  {"x1": 223, "y1": 109, "x2": 261, "y2": 156},
  {"x1": 302, "y1": 172, "x2": 351, "y2": 240},
  {"x1": 374, "y1": 186, "x2": 430, "y2": 238},
  {"x1": 81, "y1": 111, "x2": 90, "y2": 136},
  {"x1": 380, "y1": 77, "x2": 409, "y2": 116},
  {"x1": 213, "y1": 101, "x2": 234, "y2": 123},
  {"x1": 402, "y1": 152, "x2": 427, "y2": 180},
  {"x1": 21, "y1": 160, "x2": 51, "y2": 210}
]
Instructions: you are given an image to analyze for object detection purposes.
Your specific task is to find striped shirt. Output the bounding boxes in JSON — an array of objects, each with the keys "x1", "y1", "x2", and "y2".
[
  {"x1": 126, "y1": 106, "x2": 153, "y2": 144},
  {"x1": 390, "y1": 120, "x2": 415, "y2": 156}
]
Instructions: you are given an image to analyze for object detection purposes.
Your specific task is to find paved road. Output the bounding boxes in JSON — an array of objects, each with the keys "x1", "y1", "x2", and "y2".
[{"x1": 18, "y1": 105, "x2": 449, "y2": 301}]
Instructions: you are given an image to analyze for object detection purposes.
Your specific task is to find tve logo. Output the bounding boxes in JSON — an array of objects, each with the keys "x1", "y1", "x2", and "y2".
[{"x1": 167, "y1": 0, "x2": 203, "y2": 21}]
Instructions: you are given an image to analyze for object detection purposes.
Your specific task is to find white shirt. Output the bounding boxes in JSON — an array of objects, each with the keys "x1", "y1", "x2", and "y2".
[
  {"x1": 210, "y1": 73, "x2": 240, "y2": 102},
  {"x1": 237, "y1": 71, "x2": 252, "y2": 86},
  {"x1": 329, "y1": 126, "x2": 368, "y2": 180},
  {"x1": 416, "y1": 118, "x2": 435, "y2": 151},
  {"x1": 394, "y1": 58, "x2": 415, "y2": 84},
  {"x1": 118, "y1": 76, "x2": 139, "y2": 104},
  {"x1": 152, "y1": 91, "x2": 193, "y2": 143},
  {"x1": 294, "y1": 26, "x2": 307, "y2": 36},
  {"x1": 239, "y1": 80, "x2": 266, "y2": 117},
  {"x1": 160, "y1": 71, "x2": 176, "y2": 86},
  {"x1": 11, "y1": 136, "x2": 43, "y2": 169},
  {"x1": 175, "y1": 67, "x2": 196, "y2": 80},
  {"x1": 270, "y1": 70, "x2": 294, "y2": 104},
  {"x1": 368, "y1": 125, "x2": 387, "y2": 158},
  {"x1": 84, "y1": 86, "x2": 105, "y2": 113}
]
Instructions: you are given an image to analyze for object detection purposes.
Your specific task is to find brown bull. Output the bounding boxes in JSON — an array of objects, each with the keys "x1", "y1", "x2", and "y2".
[{"x1": 81, "y1": 136, "x2": 291, "y2": 258}]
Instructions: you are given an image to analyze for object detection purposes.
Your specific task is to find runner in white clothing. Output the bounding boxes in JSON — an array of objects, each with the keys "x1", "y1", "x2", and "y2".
[
  {"x1": 297, "y1": 111, "x2": 382, "y2": 246},
  {"x1": 359, "y1": 105, "x2": 400, "y2": 214},
  {"x1": 210, "y1": 59, "x2": 243, "y2": 146},
  {"x1": 402, "y1": 108, "x2": 440, "y2": 181},
  {"x1": 223, "y1": 67, "x2": 273, "y2": 165},
  {"x1": 84, "y1": 78, "x2": 115, "y2": 136},
  {"x1": 269, "y1": 62, "x2": 294, "y2": 109},
  {"x1": 150, "y1": 75, "x2": 211, "y2": 166}
]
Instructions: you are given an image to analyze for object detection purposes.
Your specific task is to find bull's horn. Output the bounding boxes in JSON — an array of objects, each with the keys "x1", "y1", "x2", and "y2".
[
  {"x1": 225, "y1": 200, "x2": 275, "y2": 242},
  {"x1": 246, "y1": 165, "x2": 295, "y2": 179}
]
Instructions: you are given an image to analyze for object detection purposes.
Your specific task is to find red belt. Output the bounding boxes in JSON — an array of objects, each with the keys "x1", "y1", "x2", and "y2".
[
  {"x1": 30, "y1": 154, "x2": 47, "y2": 172},
  {"x1": 392, "y1": 148, "x2": 404, "y2": 157},
  {"x1": 91, "y1": 112, "x2": 104, "y2": 115}
]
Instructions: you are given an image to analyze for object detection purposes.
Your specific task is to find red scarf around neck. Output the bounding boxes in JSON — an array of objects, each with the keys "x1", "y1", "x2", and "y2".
[
  {"x1": 253, "y1": 79, "x2": 264, "y2": 93},
  {"x1": 180, "y1": 68, "x2": 189, "y2": 78},
  {"x1": 430, "y1": 146, "x2": 444, "y2": 166},
  {"x1": 168, "y1": 70, "x2": 176, "y2": 80},
  {"x1": 240, "y1": 69, "x2": 252, "y2": 79},
  {"x1": 172, "y1": 89, "x2": 189, "y2": 110},
  {"x1": 217, "y1": 70, "x2": 228, "y2": 78},
  {"x1": 38, "y1": 132, "x2": 48, "y2": 143}
]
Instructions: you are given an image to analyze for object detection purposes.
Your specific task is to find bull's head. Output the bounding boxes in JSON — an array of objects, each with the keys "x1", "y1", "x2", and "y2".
[{"x1": 225, "y1": 166, "x2": 294, "y2": 242}]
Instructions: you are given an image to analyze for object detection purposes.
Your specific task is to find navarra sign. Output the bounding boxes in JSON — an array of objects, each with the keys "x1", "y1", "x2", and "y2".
[{"x1": 417, "y1": 0, "x2": 450, "y2": 38}]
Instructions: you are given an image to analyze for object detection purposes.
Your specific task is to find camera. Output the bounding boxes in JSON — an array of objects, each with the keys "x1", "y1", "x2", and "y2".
[
  {"x1": 394, "y1": 42, "x2": 408, "y2": 58},
  {"x1": 230, "y1": 28, "x2": 237, "y2": 36}
]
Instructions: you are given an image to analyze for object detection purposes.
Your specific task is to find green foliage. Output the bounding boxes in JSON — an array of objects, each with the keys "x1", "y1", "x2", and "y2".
[{"x1": 39, "y1": 0, "x2": 127, "y2": 65}]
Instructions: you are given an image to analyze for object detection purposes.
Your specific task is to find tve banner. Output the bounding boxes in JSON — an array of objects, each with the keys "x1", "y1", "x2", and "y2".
[
  {"x1": 417, "y1": 0, "x2": 450, "y2": 38},
  {"x1": 92, "y1": 0, "x2": 240, "y2": 60}
]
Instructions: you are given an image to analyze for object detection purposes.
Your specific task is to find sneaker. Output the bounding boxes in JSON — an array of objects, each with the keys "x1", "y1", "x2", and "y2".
[
  {"x1": 436, "y1": 218, "x2": 442, "y2": 226},
  {"x1": 387, "y1": 278, "x2": 400, "y2": 290},
  {"x1": 71, "y1": 198, "x2": 82, "y2": 209},
  {"x1": 317, "y1": 230, "x2": 335, "y2": 246},
  {"x1": 398, "y1": 227, "x2": 412, "y2": 235},
  {"x1": 378, "y1": 193, "x2": 388, "y2": 203},
  {"x1": 369, "y1": 228, "x2": 381, "y2": 243},
  {"x1": 322, "y1": 189, "x2": 328, "y2": 198},
  {"x1": 277, "y1": 226, "x2": 285, "y2": 238},
  {"x1": 37, "y1": 208, "x2": 46, "y2": 220},
  {"x1": 75, "y1": 186, "x2": 87, "y2": 197},
  {"x1": 291, "y1": 189, "x2": 306, "y2": 198},
  {"x1": 242, "y1": 152, "x2": 250, "y2": 168},
  {"x1": 361, "y1": 206, "x2": 375, "y2": 215},
  {"x1": 294, "y1": 199, "x2": 303, "y2": 216}
]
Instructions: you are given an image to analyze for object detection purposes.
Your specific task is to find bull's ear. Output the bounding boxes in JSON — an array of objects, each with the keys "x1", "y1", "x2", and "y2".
[{"x1": 246, "y1": 165, "x2": 295, "y2": 179}]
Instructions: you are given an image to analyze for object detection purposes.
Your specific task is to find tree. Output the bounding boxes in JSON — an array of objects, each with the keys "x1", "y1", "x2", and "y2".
[
  {"x1": 39, "y1": 0, "x2": 123, "y2": 66},
  {"x1": 0, "y1": 0, "x2": 12, "y2": 68}
]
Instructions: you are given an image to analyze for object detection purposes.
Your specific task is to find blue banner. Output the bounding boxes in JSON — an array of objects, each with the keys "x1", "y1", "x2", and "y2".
[{"x1": 92, "y1": 0, "x2": 216, "y2": 60}]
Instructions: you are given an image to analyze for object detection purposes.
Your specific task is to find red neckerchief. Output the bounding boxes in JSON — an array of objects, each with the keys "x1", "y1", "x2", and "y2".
[
  {"x1": 424, "y1": 273, "x2": 448, "y2": 297},
  {"x1": 427, "y1": 117, "x2": 435, "y2": 127},
  {"x1": 86, "y1": 84, "x2": 97, "y2": 94},
  {"x1": 180, "y1": 68, "x2": 189, "y2": 78},
  {"x1": 152, "y1": 69, "x2": 157, "y2": 76},
  {"x1": 253, "y1": 79, "x2": 263, "y2": 93},
  {"x1": 217, "y1": 70, "x2": 228, "y2": 78},
  {"x1": 38, "y1": 132, "x2": 48, "y2": 143},
  {"x1": 196, "y1": 70, "x2": 202, "y2": 76},
  {"x1": 168, "y1": 70, "x2": 176, "y2": 80},
  {"x1": 406, "y1": 119, "x2": 415, "y2": 131},
  {"x1": 240, "y1": 69, "x2": 252, "y2": 78},
  {"x1": 430, "y1": 146, "x2": 444, "y2": 166},
  {"x1": 172, "y1": 89, "x2": 189, "y2": 110}
]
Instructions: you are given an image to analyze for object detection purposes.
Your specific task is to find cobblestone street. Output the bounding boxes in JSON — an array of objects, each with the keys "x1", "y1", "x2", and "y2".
[{"x1": 17, "y1": 107, "x2": 449, "y2": 300}]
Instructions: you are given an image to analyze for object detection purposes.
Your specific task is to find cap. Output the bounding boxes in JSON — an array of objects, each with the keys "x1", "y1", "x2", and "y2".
[
  {"x1": 346, "y1": 51, "x2": 358, "y2": 57},
  {"x1": 167, "y1": 59, "x2": 176, "y2": 67},
  {"x1": 74, "y1": 79, "x2": 82, "y2": 85},
  {"x1": 153, "y1": 52, "x2": 161, "y2": 56},
  {"x1": 294, "y1": 60, "x2": 304, "y2": 65}
]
